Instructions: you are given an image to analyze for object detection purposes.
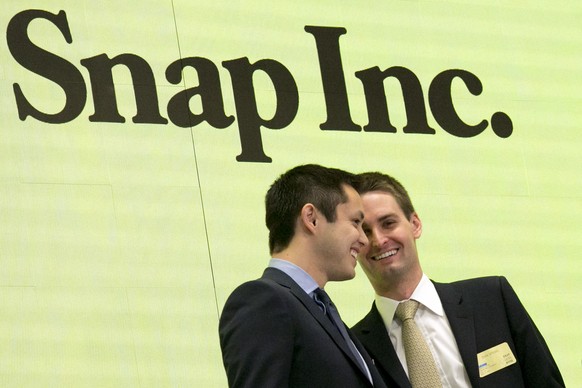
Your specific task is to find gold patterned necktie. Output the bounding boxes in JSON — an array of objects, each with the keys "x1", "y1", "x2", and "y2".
[{"x1": 395, "y1": 300, "x2": 442, "y2": 388}]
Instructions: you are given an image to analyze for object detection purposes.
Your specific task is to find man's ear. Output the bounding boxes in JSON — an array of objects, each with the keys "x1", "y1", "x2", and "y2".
[
  {"x1": 410, "y1": 212, "x2": 423, "y2": 239},
  {"x1": 300, "y1": 203, "x2": 318, "y2": 233}
]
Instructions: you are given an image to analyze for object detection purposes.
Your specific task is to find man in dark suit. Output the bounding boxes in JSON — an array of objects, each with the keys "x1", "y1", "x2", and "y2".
[
  {"x1": 219, "y1": 164, "x2": 388, "y2": 388},
  {"x1": 351, "y1": 171, "x2": 564, "y2": 387}
]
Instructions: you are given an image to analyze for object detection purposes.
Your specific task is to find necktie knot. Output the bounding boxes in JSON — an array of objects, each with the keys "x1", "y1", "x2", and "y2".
[
  {"x1": 395, "y1": 299, "x2": 419, "y2": 322},
  {"x1": 313, "y1": 288, "x2": 332, "y2": 306},
  {"x1": 313, "y1": 288, "x2": 334, "y2": 316}
]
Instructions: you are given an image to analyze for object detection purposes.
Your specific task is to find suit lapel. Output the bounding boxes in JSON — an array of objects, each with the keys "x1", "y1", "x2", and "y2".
[
  {"x1": 433, "y1": 281, "x2": 480, "y2": 387},
  {"x1": 355, "y1": 304, "x2": 411, "y2": 388},
  {"x1": 262, "y1": 268, "x2": 370, "y2": 381},
  {"x1": 349, "y1": 329, "x2": 388, "y2": 388}
]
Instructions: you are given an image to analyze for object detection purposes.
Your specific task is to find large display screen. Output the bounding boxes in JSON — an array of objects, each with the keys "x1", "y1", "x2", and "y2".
[{"x1": 1, "y1": 1, "x2": 580, "y2": 386}]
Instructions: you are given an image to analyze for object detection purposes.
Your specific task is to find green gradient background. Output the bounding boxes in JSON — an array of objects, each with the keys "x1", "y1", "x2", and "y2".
[{"x1": 1, "y1": 1, "x2": 580, "y2": 386}]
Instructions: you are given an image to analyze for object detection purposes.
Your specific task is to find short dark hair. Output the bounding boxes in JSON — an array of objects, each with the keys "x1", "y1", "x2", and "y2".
[
  {"x1": 265, "y1": 164, "x2": 358, "y2": 254},
  {"x1": 356, "y1": 172, "x2": 415, "y2": 219}
]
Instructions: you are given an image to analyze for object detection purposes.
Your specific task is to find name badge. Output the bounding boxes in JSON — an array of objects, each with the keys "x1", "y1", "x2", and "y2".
[{"x1": 477, "y1": 342, "x2": 516, "y2": 378}]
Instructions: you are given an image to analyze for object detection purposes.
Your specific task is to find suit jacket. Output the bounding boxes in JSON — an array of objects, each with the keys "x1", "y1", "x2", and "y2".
[
  {"x1": 352, "y1": 276, "x2": 565, "y2": 387},
  {"x1": 219, "y1": 267, "x2": 388, "y2": 388}
]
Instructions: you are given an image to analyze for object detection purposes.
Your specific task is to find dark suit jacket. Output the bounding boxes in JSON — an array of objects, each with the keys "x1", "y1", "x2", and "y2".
[
  {"x1": 219, "y1": 267, "x2": 388, "y2": 388},
  {"x1": 352, "y1": 276, "x2": 565, "y2": 387}
]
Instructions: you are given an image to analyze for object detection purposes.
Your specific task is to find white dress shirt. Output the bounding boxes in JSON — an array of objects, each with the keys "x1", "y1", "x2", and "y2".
[{"x1": 375, "y1": 275, "x2": 472, "y2": 388}]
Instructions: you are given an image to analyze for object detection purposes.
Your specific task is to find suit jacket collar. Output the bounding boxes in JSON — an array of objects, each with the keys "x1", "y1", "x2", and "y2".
[
  {"x1": 261, "y1": 267, "x2": 376, "y2": 385},
  {"x1": 356, "y1": 303, "x2": 412, "y2": 388},
  {"x1": 433, "y1": 281, "x2": 479, "y2": 387}
]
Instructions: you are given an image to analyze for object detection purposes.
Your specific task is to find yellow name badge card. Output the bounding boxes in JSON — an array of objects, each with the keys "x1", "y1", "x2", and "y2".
[{"x1": 477, "y1": 342, "x2": 517, "y2": 378}]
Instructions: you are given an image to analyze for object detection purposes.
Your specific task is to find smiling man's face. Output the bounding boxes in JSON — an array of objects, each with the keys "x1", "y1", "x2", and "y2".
[
  {"x1": 357, "y1": 191, "x2": 423, "y2": 294},
  {"x1": 315, "y1": 185, "x2": 368, "y2": 284}
]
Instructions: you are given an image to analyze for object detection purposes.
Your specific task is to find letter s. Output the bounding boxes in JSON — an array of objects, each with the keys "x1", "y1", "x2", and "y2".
[{"x1": 6, "y1": 9, "x2": 86, "y2": 123}]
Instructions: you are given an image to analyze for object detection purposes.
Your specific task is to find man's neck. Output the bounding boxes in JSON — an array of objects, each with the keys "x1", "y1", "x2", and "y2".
[{"x1": 272, "y1": 248, "x2": 326, "y2": 288}]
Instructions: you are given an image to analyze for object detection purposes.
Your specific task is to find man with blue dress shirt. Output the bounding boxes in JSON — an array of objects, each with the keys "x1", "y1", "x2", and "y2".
[{"x1": 219, "y1": 164, "x2": 389, "y2": 388}]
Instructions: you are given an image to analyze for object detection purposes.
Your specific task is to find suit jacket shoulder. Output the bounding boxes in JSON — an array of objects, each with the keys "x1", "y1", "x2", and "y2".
[
  {"x1": 434, "y1": 276, "x2": 564, "y2": 387},
  {"x1": 353, "y1": 276, "x2": 564, "y2": 388}
]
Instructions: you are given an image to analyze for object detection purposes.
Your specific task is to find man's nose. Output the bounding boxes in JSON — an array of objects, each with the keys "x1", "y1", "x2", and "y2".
[
  {"x1": 370, "y1": 228, "x2": 386, "y2": 248},
  {"x1": 358, "y1": 227, "x2": 369, "y2": 247}
]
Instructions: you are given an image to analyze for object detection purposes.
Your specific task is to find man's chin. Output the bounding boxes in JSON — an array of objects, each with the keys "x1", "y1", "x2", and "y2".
[{"x1": 334, "y1": 270, "x2": 356, "y2": 282}]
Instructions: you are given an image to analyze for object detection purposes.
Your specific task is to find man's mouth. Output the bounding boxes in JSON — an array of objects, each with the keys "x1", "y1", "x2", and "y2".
[
  {"x1": 371, "y1": 249, "x2": 398, "y2": 261},
  {"x1": 350, "y1": 249, "x2": 358, "y2": 259}
]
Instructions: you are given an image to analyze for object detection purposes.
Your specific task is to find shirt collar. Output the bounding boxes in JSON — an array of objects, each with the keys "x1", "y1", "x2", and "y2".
[
  {"x1": 375, "y1": 274, "x2": 444, "y2": 325},
  {"x1": 268, "y1": 258, "x2": 320, "y2": 295}
]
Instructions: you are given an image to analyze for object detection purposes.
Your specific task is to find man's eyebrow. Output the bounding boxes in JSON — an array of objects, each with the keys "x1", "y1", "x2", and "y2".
[
  {"x1": 363, "y1": 213, "x2": 395, "y2": 228},
  {"x1": 374, "y1": 213, "x2": 396, "y2": 223}
]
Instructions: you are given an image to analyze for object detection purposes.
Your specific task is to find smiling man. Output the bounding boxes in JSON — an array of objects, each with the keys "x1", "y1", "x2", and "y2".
[
  {"x1": 351, "y1": 171, "x2": 564, "y2": 388},
  {"x1": 219, "y1": 164, "x2": 388, "y2": 388}
]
